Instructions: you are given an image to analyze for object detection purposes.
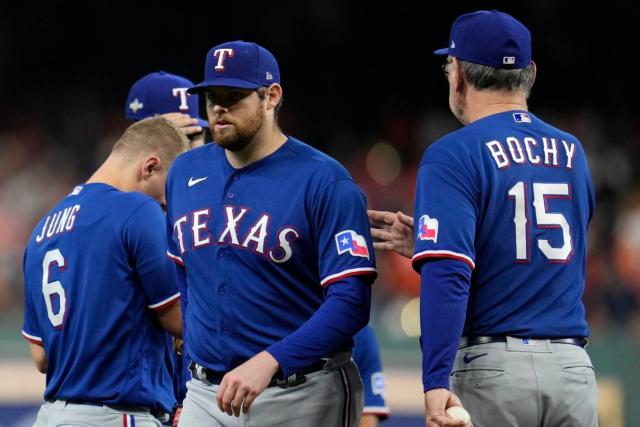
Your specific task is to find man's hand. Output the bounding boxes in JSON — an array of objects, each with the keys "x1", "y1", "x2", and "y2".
[
  {"x1": 368, "y1": 210, "x2": 415, "y2": 259},
  {"x1": 217, "y1": 351, "x2": 280, "y2": 417},
  {"x1": 424, "y1": 388, "x2": 468, "y2": 427},
  {"x1": 172, "y1": 405, "x2": 182, "y2": 427},
  {"x1": 161, "y1": 112, "x2": 203, "y2": 137}
]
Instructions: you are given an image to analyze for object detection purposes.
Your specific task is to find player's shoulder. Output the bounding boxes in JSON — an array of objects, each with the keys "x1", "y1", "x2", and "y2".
[
  {"x1": 281, "y1": 136, "x2": 352, "y2": 180},
  {"x1": 171, "y1": 142, "x2": 213, "y2": 170},
  {"x1": 58, "y1": 183, "x2": 155, "y2": 211},
  {"x1": 528, "y1": 112, "x2": 581, "y2": 144},
  {"x1": 107, "y1": 186, "x2": 156, "y2": 206},
  {"x1": 84, "y1": 184, "x2": 161, "y2": 220},
  {"x1": 421, "y1": 127, "x2": 472, "y2": 167}
]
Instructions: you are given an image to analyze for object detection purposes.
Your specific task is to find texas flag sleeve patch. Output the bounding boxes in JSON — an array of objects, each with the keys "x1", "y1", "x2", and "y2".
[
  {"x1": 335, "y1": 230, "x2": 370, "y2": 259},
  {"x1": 418, "y1": 215, "x2": 439, "y2": 243}
]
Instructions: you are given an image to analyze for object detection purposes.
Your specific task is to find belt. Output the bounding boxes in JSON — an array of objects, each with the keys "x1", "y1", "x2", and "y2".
[
  {"x1": 190, "y1": 360, "x2": 327, "y2": 388},
  {"x1": 458, "y1": 336, "x2": 588, "y2": 350},
  {"x1": 49, "y1": 400, "x2": 169, "y2": 421}
]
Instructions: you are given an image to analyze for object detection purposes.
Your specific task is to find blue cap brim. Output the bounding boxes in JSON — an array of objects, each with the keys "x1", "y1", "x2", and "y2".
[
  {"x1": 434, "y1": 48, "x2": 450, "y2": 55},
  {"x1": 196, "y1": 118, "x2": 209, "y2": 128},
  {"x1": 188, "y1": 77, "x2": 264, "y2": 93}
]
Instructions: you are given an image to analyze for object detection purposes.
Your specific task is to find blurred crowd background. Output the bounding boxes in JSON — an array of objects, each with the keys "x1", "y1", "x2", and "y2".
[{"x1": 1, "y1": 1, "x2": 638, "y2": 426}]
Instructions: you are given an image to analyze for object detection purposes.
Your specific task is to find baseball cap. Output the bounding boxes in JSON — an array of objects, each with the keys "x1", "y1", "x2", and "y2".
[
  {"x1": 125, "y1": 71, "x2": 208, "y2": 127},
  {"x1": 434, "y1": 10, "x2": 531, "y2": 69},
  {"x1": 188, "y1": 40, "x2": 280, "y2": 93}
]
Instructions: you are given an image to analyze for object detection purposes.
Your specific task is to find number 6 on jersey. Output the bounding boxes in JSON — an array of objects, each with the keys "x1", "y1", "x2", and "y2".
[
  {"x1": 508, "y1": 182, "x2": 572, "y2": 262},
  {"x1": 42, "y1": 249, "x2": 67, "y2": 327}
]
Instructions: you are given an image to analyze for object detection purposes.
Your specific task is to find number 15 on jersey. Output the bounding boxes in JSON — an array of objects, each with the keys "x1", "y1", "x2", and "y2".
[{"x1": 508, "y1": 182, "x2": 572, "y2": 262}]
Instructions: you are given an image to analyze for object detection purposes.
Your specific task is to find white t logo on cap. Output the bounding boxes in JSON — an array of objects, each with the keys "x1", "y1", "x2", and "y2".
[
  {"x1": 213, "y1": 48, "x2": 235, "y2": 71},
  {"x1": 172, "y1": 88, "x2": 190, "y2": 111}
]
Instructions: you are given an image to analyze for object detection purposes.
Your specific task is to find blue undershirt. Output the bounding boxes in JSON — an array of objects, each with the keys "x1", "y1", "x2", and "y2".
[
  {"x1": 268, "y1": 275, "x2": 372, "y2": 377},
  {"x1": 419, "y1": 258, "x2": 472, "y2": 391}
]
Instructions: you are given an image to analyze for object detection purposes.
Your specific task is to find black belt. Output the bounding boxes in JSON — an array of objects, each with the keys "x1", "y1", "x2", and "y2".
[
  {"x1": 190, "y1": 360, "x2": 326, "y2": 388},
  {"x1": 458, "y1": 336, "x2": 588, "y2": 350}
]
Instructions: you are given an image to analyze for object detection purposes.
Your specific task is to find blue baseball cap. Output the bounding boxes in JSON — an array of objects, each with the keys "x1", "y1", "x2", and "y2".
[
  {"x1": 188, "y1": 40, "x2": 280, "y2": 93},
  {"x1": 434, "y1": 10, "x2": 531, "y2": 69},
  {"x1": 125, "y1": 71, "x2": 208, "y2": 127}
]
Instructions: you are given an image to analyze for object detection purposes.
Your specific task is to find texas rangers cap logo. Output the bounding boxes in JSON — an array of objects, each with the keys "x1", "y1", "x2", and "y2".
[
  {"x1": 213, "y1": 48, "x2": 234, "y2": 71},
  {"x1": 335, "y1": 230, "x2": 369, "y2": 259},
  {"x1": 418, "y1": 215, "x2": 439, "y2": 243}
]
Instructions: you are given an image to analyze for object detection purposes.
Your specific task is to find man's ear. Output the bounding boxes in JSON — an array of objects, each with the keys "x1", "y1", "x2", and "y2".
[
  {"x1": 452, "y1": 57, "x2": 465, "y2": 93},
  {"x1": 530, "y1": 60, "x2": 537, "y2": 84},
  {"x1": 266, "y1": 83, "x2": 282, "y2": 110},
  {"x1": 141, "y1": 156, "x2": 161, "y2": 180}
]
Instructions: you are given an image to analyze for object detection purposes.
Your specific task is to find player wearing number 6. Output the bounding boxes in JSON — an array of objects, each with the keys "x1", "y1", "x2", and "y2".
[
  {"x1": 369, "y1": 10, "x2": 597, "y2": 427},
  {"x1": 22, "y1": 117, "x2": 188, "y2": 426}
]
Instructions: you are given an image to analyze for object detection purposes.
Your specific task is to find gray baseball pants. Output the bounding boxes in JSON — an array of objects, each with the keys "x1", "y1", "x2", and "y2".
[
  {"x1": 451, "y1": 336, "x2": 598, "y2": 427},
  {"x1": 179, "y1": 355, "x2": 363, "y2": 427},
  {"x1": 32, "y1": 400, "x2": 162, "y2": 426}
]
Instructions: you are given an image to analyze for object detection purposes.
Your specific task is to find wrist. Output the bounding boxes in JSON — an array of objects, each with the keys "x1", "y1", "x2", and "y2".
[
  {"x1": 423, "y1": 374, "x2": 451, "y2": 392},
  {"x1": 260, "y1": 350, "x2": 280, "y2": 376}
]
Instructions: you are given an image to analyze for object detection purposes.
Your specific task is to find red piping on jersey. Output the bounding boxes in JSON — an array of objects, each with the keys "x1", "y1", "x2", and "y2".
[
  {"x1": 149, "y1": 293, "x2": 181, "y2": 312},
  {"x1": 412, "y1": 252, "x2": 475, "y2": 270},
  {"x1": 362, "y1": 408, "x2": 390, "y2": 419},
  {"x1": 166, "y1": 251, "x2": 184, "y2": 266},
  {"x1": 21, "y1": 331, "x2": 44, "y2": 346},
  {"x1": 321, "y1": 269, "x2": 377, "y2": 288}
]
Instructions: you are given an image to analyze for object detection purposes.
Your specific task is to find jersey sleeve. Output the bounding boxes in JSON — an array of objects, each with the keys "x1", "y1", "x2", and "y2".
[
  {"x1": 314, "y1": 179, "x2": 377, "y2": 287},
  {"x1": 353, "y1": 326, "x2": 390, "y2": 419},
  {"x1": 165, "y1": 207, "x2": 184, "y2": 268},
  {"x1": 22, "y1": 247, "x2": 44, "y2": 345},
  {"x1": 412, "y1": 147, "x2": 478, "y2": 271},
  {"x1": 124, "y1": 200, "x2": 180, "y2": 311},
  {"x1": 22, "y1": 248, "x2": 43, "y2": 345}
]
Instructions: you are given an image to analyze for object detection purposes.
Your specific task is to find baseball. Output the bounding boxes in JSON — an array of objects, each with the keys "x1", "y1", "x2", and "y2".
[{"x1": 446, "y1": 406, "x2": 471, "y2": 425}]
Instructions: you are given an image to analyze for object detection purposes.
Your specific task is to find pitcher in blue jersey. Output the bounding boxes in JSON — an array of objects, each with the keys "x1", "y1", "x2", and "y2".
[
  {"x1": 22, "y1": 117, "x2": 188, "y2": 427},
  {"x1": 369, "y1": 10, "x2": 597, "y2": 427},
  {"x1": 165, "y1": 40, "x2": 376, "y2": 427}
]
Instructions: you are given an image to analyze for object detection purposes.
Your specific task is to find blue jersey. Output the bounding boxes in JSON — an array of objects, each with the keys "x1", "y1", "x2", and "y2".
[
  {"x1": 353, "y1": 326, "x2": 389, "y2": 420},
  {"x1": 171, "y1": 265, "x2": 190, "y2": 403},
  {"x1": 413, "y1": 111, "x2": 594, "y2": 337},
  {"x1": 22, "y1": 183, "x2": 180, "y2": 412},
  {"x1": 165, "y1": 137, "x2": 376, "y2": 371}
]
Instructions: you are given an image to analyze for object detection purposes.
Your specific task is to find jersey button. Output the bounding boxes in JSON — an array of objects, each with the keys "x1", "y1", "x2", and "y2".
[
  {"x1": 219, "y1": 250, "x2": 225, "y2": 257},
  {"x1": 227, "y1": 192, "x2": 235, "y2": 199},
  {"x1": 232, "y1": 174, "x2": 239, "y2": 181},
  {"x1": 218, "y1": 287, "x2": 226, "y2": 295}
]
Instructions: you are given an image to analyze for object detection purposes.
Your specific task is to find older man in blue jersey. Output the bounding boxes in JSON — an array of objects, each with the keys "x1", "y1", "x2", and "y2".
[
  {"x1": 23, "y1": 117, "x2": 187, "y2": 426},
  {"x1": 369, "y1": 10, "x2": 597, "y2": 427},
  {"x1": 165, "y1": 41, "x2": 376, "y2": 427}
]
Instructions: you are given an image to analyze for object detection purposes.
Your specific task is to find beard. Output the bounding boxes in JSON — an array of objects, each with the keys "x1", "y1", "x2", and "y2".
[{"x1": 212, "y1": 110, "x2": 264, "y2": 152}]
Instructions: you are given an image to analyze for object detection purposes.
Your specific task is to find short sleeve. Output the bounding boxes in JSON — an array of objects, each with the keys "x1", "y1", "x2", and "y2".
[
  {"x1": 124, "y1": 200, "x2": 180, "y2": 311},
  {"x1": 412, "y1": 149, "x2": 478, "y2": 271},
  {"x1": 165, "y1": 195, "x2": 184, "y2": 266},
  {"x1": 21, "y1": 247, "x2": 43, "y2": 345},
  {"x1": 314, "y1": 179, "x2": 377, "y2": 287}
]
